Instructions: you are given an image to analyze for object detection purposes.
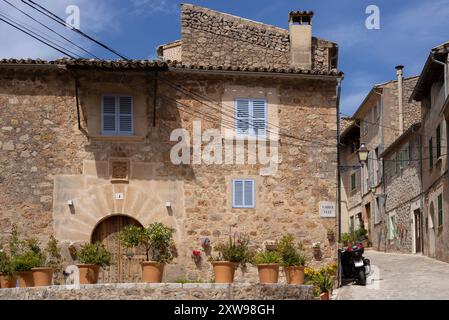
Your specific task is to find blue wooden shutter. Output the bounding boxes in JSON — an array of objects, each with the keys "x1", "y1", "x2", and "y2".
[
  {"x1": 236, "y1": 99, "x2": 250, "y2": 135},
  {"x1": 233, "y1": 180, "x2": 244, "y2": 207},
  {"x1": 102, "y1": 96, "x2": 116, "y2": 135},
  {"x1": 118, "y1": 96, "x2": 133, "y2": 135},
  {"x1": 244, "y1": 180, "x2": 254, "y2": 207},
  {"x1": 251, "y1": 99, "x2": 267, "y2": 137}
]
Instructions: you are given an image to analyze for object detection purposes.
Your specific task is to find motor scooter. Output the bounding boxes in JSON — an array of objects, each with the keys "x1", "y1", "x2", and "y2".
[{"x1": 340, "y1": 243, "x2": 371, "y2": 285}]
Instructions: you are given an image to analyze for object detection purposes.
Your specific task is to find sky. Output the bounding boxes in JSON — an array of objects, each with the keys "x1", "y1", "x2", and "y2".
[{"x1": 1, "y1": 0, "x2": 449, "y2": 115}]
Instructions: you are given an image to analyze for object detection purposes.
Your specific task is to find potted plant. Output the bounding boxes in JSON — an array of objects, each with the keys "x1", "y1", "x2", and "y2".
[
  {"x1": 252, "y1": 250, "x2": 281, "y2": 284},
  {"x1": 31, "y1": 236, "x2": 63, "y2": 287},
  {"x1": 312, "y1": 242, "x2": 321, "y2": 259},
  {"x1": 327, "y1": 228, "x2": 335, "y2": 242},
  {"x1": 314, "y1": 272, "x2": 334, "y2": 300},
  {"x1": 11, "y1": 239, "x2": 42, "y2": 288},
  {"x1": 0, "y1": 248, "x2": 16, "y2": 288},
  {"x1": 120, "y1": 222, "x2": 175, "y2": 283},
  {"x1": 209, "y1": 234, "x2": 252, "y2": 283},
  {"x1": 76, "y1": 242, "x2": 112, "y2": 284},
  {"x1": 277, "y1": 234, "x2": 307, "y2": 285}
]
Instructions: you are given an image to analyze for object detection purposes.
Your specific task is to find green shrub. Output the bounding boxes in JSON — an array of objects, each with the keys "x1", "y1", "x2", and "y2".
[
  {"x1": 210, "y1": 234, "x2": 253, "y2": 267},
  {"x1": 314, "y1": 272, "x2": 334, "y2": 294},
  {"x1": 44, "y1": 236, "x2": 63, "y2": 271},
  {"x1": 277, "y1": 234, "x2": 307, "y2": 267},
  {"x1": 252, "y1": 250, "x2": 281, "y2": 265},
  {"x1": 76, "y1": 242, "x2": 112, "y2": 268},
  {"x1": 120, "y1": 223, "x2": 175, "y2": 263},
  {"x1": 0, "y1": 248, "x2": 14, "y2": 275}
]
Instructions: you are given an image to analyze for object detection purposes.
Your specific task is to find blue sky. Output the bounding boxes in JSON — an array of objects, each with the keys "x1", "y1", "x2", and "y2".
[{"x1": 1, "y1": 0, "x2": 449, "y2": 114}]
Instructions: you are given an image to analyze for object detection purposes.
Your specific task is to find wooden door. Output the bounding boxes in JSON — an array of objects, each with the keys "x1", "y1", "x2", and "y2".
[{"x1": 91, "y1": 215, "x2": 146, "y2": 283}]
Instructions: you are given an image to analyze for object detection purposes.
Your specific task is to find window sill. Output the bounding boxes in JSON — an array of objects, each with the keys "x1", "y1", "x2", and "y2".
[{"x1": 90, "y1": 135, "x2": 146, "y2": 143}]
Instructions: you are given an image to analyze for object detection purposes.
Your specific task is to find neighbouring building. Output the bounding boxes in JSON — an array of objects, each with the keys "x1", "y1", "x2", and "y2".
[
  {"x1": 340, "y1": 67, "x2": 421, "y2": 250},
  {"x1": 411, "y1": 41, "x2": 449, "y2": 263},
  {"x1": 0, "y1": 4, "x2": 342, "y2": 283}
]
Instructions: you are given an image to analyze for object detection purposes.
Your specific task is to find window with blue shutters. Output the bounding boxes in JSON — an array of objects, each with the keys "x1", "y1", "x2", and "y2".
[
  {"x1": 235, "y1": 99, "x2": 267, "y2": 137},
  {"x1": 102, "y1": 95, "x2": 133, "y2": 136},
  {"x1": 232, "y1": 179, "x2": 255, "y2": 208}
]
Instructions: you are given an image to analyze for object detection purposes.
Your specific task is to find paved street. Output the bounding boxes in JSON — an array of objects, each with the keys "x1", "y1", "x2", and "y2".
[{"x1": 336, "y1": 250, "x2": 449, "y2": 300}]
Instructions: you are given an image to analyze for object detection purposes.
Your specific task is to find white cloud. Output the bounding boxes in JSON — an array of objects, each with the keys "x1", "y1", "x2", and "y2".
[{"x1": 129, "y1": 0, "x2": 178, "y2": 16}]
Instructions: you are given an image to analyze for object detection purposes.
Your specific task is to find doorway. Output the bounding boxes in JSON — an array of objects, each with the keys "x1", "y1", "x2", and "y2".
[
  {"x1": 91, "y1": 215, "x2": 145, "y2": 283},
  {"x1": 428, "y1": 202, "x2": 436, "y2": 257},
  {"x1": 413, "y1": 209, "x2": 422, "y2": 253},
  {"x1": 365, "y1": 203, "x2": 371, "y2": 241}
]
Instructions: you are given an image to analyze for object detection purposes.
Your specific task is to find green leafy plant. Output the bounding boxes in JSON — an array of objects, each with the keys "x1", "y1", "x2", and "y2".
[
  {"x1": 76, "y1": 242, "x2": 112, "y2": 268},
  {"x1": 277, "y1": 234, "x2": 307, "y2": 267},
  {"x1": 252, "y1": 250, "x2": 281, "y2": 265},
  {"x1": 305, "y1": 263, "x2": 337, "y2": 296},
  {"x1": 120, "y1": 223, "x2": 175, "y2": 263},
  {"x1": 44, "y1": 236, "x2": 63, "y2": 271},
  {"x1": 174, "y1": 278, "x2": 206, "y2": 284},
  {"x1": 314, "y1": 272, "x2": 334, "y2": 294},
  {"x1": 210, "y1": 234, "x2": 253, "y2": 267},
  {"x1": 0, "y1": 247, "x2": 14, "y2": 275}
]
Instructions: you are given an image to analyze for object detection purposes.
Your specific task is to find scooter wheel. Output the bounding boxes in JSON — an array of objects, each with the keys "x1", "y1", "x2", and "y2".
[{"x1": 358, "y1": 269, "x2": 366, "y2": 286}]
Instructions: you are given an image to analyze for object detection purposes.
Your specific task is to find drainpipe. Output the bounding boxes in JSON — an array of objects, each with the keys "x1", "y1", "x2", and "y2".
[
  {"x1": 396, "y1": 65, "x2": 404, "y2": 135},
  {"x1": 336, "y1": 77, "x2": 343, "y2": 288},
  {"x1": 431, "y1": 53, "x2": 448, "y2": 99}
]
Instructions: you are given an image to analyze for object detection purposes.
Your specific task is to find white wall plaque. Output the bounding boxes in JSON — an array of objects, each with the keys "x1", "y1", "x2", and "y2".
[
  {"x1": 319, "y1": 201, "x2": 336, "y2": 218},
  {"x1": 115, "y1": 193, "x2": 124, "y2": 200}
]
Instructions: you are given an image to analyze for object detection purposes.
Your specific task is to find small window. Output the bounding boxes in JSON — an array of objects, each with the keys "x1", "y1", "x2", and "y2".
[
  {"x1": 350, "y1": 172, "x2": 357, "y2": 191},
  {"x1": 388, "y1": 212, "x2": 397, "y2": 240},
  {"x1": 102, "y1": 95, "x2": 133, "y2": 136},
  {"x1": 429, "y1": 138, "x2": 434, "y2": 169},
  {"x1": 436, "y1": 126, "x2": 441, "y2": 159},
  {"x1": 232, "y1": 179, "x2": 255, "y2": 208},
  {"x1": 438, "y1": 193, "x2": 443, "y2": 227},
  {"x1": 235, "y1": 99, "x2": 267, "y2": 137}
]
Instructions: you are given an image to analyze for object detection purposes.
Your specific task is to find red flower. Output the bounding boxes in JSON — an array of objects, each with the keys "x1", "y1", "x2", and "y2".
[{"x1": 192, "y1": 250, "x2": 202, "y2": 256}]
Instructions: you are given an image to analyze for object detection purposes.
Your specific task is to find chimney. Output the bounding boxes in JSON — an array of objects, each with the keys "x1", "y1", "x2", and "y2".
[
  {"x1": 289, "y1": 11, "x2": 313, "y2": 69},
  {"x1": 396, "y1": 65, "x2": 404, "y2": 134}
]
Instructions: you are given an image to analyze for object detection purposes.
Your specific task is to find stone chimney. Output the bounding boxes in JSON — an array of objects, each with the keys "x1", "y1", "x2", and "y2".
[
  {"x1": 396, "y1": 65, "x2": 404, "y2": 134},
  {"x1": 289, "y1": 11, "x2": 313, "y2": 69}
]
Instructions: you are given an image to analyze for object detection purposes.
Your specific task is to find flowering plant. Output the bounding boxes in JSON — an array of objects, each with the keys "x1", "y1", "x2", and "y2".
[
  {"x1": 192, "y1": 250, "x2": 202, "y2": 257},
  {"x1": 312, "y1": 242, "x2": 321, "y2": 249}
]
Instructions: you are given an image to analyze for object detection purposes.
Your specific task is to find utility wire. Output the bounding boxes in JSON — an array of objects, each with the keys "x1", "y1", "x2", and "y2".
[
  {"x1": 0, "y1": 13, "x2": 76, "y2": 58},
  {"x1": 21, "y1": 0, "x2": 129, "y2": 60},
  {"x1": 2, "y1": 0, "x2": 99, "y2": 59}
]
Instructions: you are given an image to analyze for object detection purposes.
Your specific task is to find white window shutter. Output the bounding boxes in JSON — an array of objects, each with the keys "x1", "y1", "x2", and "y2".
[
  {"x1": 118, "y1": 96, "x2": 133, "y2": 135},
  {"x1": 236, "y1": 99, "x2": 250, "y2": 135},
  {"x1": 233, "y1": 180, "x2": 244, "y2": 207},
  {"x1": 244, "y1": 180, "x2": 254, "y2": 207},
  {"x1": 102, "y1": 96, "x2": 116, "y2": 135},
  {"x1": 251, "y1": 100, "x2": 267, "y2": 137}
]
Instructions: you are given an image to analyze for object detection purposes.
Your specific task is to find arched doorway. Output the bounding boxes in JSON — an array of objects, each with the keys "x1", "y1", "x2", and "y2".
[
  {"x1": 428, "y1": 202, "x2": 436, "y2": 258},
  {"x1": 91, "y1": 215, "x2": 145, "y2": 283}
]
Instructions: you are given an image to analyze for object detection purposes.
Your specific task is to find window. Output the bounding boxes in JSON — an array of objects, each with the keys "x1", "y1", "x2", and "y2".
[
  {"x1": 438, "y1": 193, "x2": 443, "y2": 227},
  {"x1": 350, "y1": 172, "x2": 357, "y2": 191},
  {"x1": 388, "y1": 212, "x2": 397, "y2": 240},
  {"x1": 429, "y1": 138, "x2": 433, "y2": 169},
  {"x1": 102, "y1": 95, "x2": 133, "y2": 136},
  {"x1": 232, "y1": 179, "x2": 255, "y2": 208},
  {"x1": 436, "y1": 126, "x2": 441, "y2": 159},
  {"x1": 235, "y1": 99, "x2": 267, "y2": 137},
  {"x1": 399, "y1": 145, "x2": 409, "y2": 170}
]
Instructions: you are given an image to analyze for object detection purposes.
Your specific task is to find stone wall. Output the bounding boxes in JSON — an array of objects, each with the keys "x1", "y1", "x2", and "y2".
[
  {"x1": 179, "y1": 4, "x2": 335, "y2": 71},
  {"x1": 0, "y1": 283, "x2": 314, "y2": 300},
  {"x1": 0, "y1": 66, "x2": 338, "y2": 282}
]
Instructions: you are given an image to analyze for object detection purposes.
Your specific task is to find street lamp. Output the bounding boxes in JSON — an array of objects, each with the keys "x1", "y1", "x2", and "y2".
[{"x1": 357, "y1": 143, "x2": 369, "y2": 165}]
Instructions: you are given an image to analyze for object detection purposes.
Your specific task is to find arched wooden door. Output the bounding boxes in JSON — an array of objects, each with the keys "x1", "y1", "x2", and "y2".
[{"x1": 91, "y1": 215, "x2": 146, "y2": 283}]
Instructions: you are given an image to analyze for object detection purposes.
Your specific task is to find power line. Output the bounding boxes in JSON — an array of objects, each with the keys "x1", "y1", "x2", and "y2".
[
  {"x1": 21, "y1": 0, "x2": 129, "y2": 60},
  {"x1": 2, "y1": 0, "x2": 99, "y2": 59},
  {"x1": 0, "y1": 12, "x2": 76, "y2": 58},
  {"x1": 339, "y1": 112, "x2": 404, "y2": 134}
]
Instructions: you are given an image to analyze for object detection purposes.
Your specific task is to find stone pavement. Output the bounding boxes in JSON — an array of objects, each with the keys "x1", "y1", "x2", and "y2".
[{"x1": 336, "y1": 249, "x2": 449, "y2": 300}]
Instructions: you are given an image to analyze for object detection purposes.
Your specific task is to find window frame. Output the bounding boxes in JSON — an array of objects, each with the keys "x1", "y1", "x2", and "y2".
[
  {"x1": 436, "y1": 125, "x2": 441, "y2": 159},
  {"x1": 350, "y1": 171, "x2": 357, "y2": 191},
  {"x1": 232, "y1": 179, "x2": 255, "y2": 209},
  {"x1": 101, "y1": 94, "x2": 134, "y2": 136},
  {"x1": 438, "y1": 193, "x2": 443, "y2": 227},
  {"x1": 234, "y1": 98, "x2": 267, "y2": 138},
  {"x1": 429, "y1": 137, "x2": 434, "y2": 169}
]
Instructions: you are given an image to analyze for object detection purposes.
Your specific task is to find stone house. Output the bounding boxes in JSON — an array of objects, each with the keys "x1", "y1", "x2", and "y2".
[
  {"x1": 411, "y1": 41, "x2": 449, "y2": 262},
  {"x1": 0, "y1": 4, "x2": 342, "y2": 283},
  {"x1": 340, "y1": 67, "x2": 421, "y2": 248}
]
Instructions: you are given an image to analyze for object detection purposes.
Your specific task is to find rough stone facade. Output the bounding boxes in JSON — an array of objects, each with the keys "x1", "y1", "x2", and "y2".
[
  {"x1": 0, "y1": 283, "x2": 315, "y2": 300},
  {"x1": 158, "y1": 4, "x2": 337, "y2": 72},
  {"x1": 0, "y1": 65, "x2": 339, "y2": 282}
]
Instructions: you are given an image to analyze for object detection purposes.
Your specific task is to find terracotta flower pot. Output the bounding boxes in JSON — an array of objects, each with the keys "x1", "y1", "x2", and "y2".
[
  {"x1": 17, "y1": 271, "x2": 34, "y2": 287},
  {"x1": 257, "y1": 264, "x2": 280, "y2": 284},
  {"x1": 212, "y1": 261, "x2": 237, "y2": 283},
  {"x1": 32, "y1": 267, "x2": 53, "y2": 287},
  {"x1": 320, "y1": 292, "x2": 330, "y2": 300},
  {"x1": 0, "y1": 274, "x2": 17, "y2": 288},
  {"x1": 284, "y1": 266, "x2": 305, "y2": 285},
  {"x1": 141, "y1": 261, "x2": 165, "y2": 283},
  {"x1": 77, "y1": 264, "x2": 100, "y2": 284}
]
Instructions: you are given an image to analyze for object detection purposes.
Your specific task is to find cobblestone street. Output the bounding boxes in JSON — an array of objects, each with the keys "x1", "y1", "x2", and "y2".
[{"x1": 336, "y1": 250, "x2": 449, "y2": 300}]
